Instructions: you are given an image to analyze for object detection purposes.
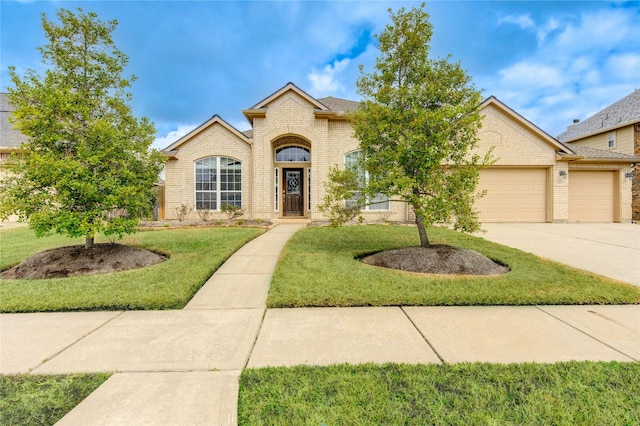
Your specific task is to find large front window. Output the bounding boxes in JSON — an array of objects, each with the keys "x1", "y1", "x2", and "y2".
[
  {"x1": 345, "y1": 151, "x2": 389, "y2": 211},
  {"x1": 195, "y1": 157, "x2": 241, "y2": 210}
]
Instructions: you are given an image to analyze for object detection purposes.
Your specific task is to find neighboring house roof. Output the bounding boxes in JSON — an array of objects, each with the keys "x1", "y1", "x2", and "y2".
[
  {"x1": 557, "y1": 89, "x2": 640, "y2": 142},
  {"x1": 1, "y1": 93, "x2": 28, "y2": 151}
]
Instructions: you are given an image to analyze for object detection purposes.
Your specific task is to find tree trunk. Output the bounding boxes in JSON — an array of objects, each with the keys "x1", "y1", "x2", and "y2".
[
  {"x1": 415, "y1": 213, "x2": 430, "y2": 248},
  {"x1": 85, "y1": 235, "x2": 95, "y2": 249}
]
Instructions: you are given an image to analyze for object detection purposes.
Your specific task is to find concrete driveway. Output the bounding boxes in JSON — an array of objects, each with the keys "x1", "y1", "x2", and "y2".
[{"x1": 477, "y1": 223, "x2": 640, "y2": 286}]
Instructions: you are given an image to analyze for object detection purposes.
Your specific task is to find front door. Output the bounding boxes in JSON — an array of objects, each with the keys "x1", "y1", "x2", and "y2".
[{"x1": 283, "y1": 168, "x2": 303, "y2": 216}]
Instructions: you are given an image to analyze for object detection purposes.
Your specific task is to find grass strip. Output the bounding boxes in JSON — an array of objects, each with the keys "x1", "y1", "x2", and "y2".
[
  {"x1": 239, "y1": 361, "x2": 640, "y2": 425},
  {"x1": 0, "y1": 374, "x2": 109, "y2": 426},
  {"x1": 268, "y1": 225, "x2": 639, "y2": 307},
  {"x1": 0, "y1": 226, "x2": 263, "y2": 312}
]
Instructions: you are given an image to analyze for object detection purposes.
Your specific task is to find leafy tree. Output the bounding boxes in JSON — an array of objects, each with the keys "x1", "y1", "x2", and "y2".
[
  {"x1": 323, "y1": 4, "x2": 490, "y2": 247},
  {"x1": 1, "y1": 8, "x2": 164, "y2": 249}
]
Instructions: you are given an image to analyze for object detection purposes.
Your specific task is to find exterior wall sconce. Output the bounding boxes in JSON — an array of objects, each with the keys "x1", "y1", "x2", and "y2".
[
  {"x1": 625, "y1": 172, "x2": 634, "y2": 178},
  {"x1": 559, "y1": 170, "x2": 567, "y2": 177}
]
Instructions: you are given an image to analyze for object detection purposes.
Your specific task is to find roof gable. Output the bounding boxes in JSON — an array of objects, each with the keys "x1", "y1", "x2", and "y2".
[
  {"x1": 558, "y1": 89, "x2": 640, "y2": 142},
  {"x1": 248, "y1": 82, "x2": 329, "y2": 111},
  {"x1": 480, "y1": 96, "x2": 575, "y2": 155},
  {"x1": 162, "y1": 115, "x2": 250, "y2": 153}
]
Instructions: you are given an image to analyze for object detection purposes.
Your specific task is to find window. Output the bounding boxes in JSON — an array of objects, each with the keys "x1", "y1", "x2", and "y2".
[
  {"x1": 344, "y1": 151, "x2": 389, "y2": 211},
  {"x1": 608, "y1": 131, "x2": 616, "y2": 148},
  {"x1": 195, "y1": 157, "x2": 241, "y2": 210},
  {"x1": 276, "y1": 146, "x2": 311, "y2": 162},
  {"x1": 274, "y1": 168, "x2": 279, "y2": 212}
]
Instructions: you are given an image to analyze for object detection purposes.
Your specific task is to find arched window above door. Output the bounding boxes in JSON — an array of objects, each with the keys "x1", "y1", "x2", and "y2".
[{"x1": 275, "y1": 146, "x2": 311, "y2": 162}]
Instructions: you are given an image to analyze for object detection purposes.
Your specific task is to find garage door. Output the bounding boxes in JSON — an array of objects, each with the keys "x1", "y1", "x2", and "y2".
[
  {"x1": 569, "y1": 171, "x2": 614, "y2": 222},
  {"x1": 476, "y1": 168, "x2": 547, "y2": 222}
]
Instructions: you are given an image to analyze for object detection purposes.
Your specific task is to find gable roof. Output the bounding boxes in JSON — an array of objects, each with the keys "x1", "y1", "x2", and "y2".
[
  {"x1": 558, "y1": 89, "x2": 640, "y2": 142},
  {"x1": 480, "y1": 96, "x2": 576, "y2": 156},
  {"x1": 242, "y1": 82, "x2": 354, "y2": 124},
  {"x1": 162, "y1": 114, "x2": 251, "y2": 154},
  {"x1": 1, "y1": 93, "x2": 28, "y2": 151}
]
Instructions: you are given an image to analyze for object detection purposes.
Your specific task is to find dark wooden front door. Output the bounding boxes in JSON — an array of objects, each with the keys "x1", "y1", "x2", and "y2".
[{"x1": 284, "y1": 168, "x2": 303, "y2": 216}]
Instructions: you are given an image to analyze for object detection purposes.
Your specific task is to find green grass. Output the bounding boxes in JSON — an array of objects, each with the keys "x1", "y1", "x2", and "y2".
[
  {"x1": 0, "y1": 226, "x2": 263, "y2": 312},
  {"x1": 239, "y1": 362, "x2": 640, "y2": 425},
  {"x1": 268, "y1": 225, "x2": 639, "y2": 307},
  {"x1": 0, "y1": 374, "x2": 110, "y2": 426}
]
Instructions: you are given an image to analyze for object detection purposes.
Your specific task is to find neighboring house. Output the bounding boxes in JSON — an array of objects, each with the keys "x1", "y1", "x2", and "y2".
[
  {"x1": 558, "y1": 89, "x2": 640, "y2": 221},
  {"x1": 0, "y1": 93, "x2": 27, "y2": 163},
  {"x1": 1, "y1": 93, "x2": 28, "y2": 222},
  {"x1": 154, "y1": 83, "x2": 637, "y2": 223}
]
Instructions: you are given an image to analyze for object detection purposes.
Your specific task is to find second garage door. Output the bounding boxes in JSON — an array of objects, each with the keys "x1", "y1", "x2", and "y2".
[
  {"x1": 569, "y1": 170, "x2": 615, "y2": 222},
  {"x1": 476, "y1": 168, "x2": 547, "y2": 222}
]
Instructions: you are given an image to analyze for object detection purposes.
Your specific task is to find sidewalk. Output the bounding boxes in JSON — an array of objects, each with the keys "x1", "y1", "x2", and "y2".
[{"x1": 1, "y1": 223, "x2": 638, "y2": 425}]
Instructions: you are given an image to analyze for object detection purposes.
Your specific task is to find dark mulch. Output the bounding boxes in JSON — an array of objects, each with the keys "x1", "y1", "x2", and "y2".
[
  {"x1": 2, "y1": 244, "x2": 166, "y2": 279},
  {"x1": 361, "y1": 245, "x2": 509, "y2": 275}
]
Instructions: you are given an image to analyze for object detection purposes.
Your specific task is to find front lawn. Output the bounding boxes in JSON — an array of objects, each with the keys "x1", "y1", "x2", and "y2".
[
  {"x1": 238, "y1": 362, "x2": 640, "y2": 425},
  {"x1": 0, "y1": 374, "x2": 110, "y2": 426},
  {"x1": 0, "y1": 227, "x2": 263, "y2": 312},
  {"x1": 268, "y1": 225, "x2": 639, "y2": 307}
]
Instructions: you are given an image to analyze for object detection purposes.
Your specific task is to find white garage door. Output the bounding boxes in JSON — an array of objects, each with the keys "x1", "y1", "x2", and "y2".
[
  {"x1": 569, "y1": 171, "x2": 614, "y2": 222},
  {"x1": 476, "y1": 168, "x2": 547, "y2": 222}
]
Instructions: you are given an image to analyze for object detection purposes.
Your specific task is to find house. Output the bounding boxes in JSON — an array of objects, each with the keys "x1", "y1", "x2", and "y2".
[
  {"x1": 135, "y1": 83, "x2": 640, "y2": 223},
  {"x1": 0, "y1": 93, "x2": 27, "y2": 163},
  {"x1": 558, "y1": 89, "x2": 640, "y2": 221}
]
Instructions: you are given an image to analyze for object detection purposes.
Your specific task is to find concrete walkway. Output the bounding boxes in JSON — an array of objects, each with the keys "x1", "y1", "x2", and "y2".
[{"x1": 1, "y1": 223, "x2": 639, "y2": 425}]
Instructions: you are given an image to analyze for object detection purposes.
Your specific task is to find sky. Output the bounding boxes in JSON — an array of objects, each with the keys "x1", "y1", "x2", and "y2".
[{"x1": 1, "y1": 0, "x2": 639, "y2": 150}]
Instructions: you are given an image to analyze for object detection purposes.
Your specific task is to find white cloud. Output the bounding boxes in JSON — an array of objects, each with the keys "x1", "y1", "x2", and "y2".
[
  {"x1": 485, "y1": 6, "x2": 640, "y2": 136},
  {"x1": 308, "y1": 58, "x2": 351, "y2": 95},
  {"x1": 152, "y1": 124, "x2": 198, "y2": 151},
  {"x1": 498, "y1": 14, "x2": 535, "y2": 30}
]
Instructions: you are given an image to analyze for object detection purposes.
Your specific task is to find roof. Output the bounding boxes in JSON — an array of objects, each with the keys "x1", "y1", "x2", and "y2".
[
  {"x1": 558, "y1": 89, "x2": 640, "y2": 142},
  {"x1": 317, "y1": 96, "x2": 360, "y2": 113},
  {"x1": 1, "y1": 93, "x2": 28, "y2": 150},
  {"x1": 480, "y1": 96, "x2": 576, "y2": 156},
  {"x1": 242, "y1": 82, "x2": 355, "y2": 124},
  {"x1": 569, "y1": 145, "x2": 640, "y2": 163},
  {"x1": 162, "y1": 114, "x2": 251, "y2": 153}
]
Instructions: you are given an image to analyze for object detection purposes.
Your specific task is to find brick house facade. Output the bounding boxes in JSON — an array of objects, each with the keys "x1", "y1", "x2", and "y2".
[{"x1": 162, "y1": 83, "x2": 639, "y2": 223}]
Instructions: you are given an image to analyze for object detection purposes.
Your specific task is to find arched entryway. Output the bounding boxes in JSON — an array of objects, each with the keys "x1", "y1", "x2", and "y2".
[{"x1": 273, "y1": 136, "x2": 311, "y2": 217}]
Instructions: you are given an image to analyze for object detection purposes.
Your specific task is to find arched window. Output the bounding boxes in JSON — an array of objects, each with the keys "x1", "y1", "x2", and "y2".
[
  {"x1": 195, "y1": 157, "x2": 241, "y2": 210},
  {"x1": 345, "y1": 150, "x2": 389, "y2": 211},
  {"x1": 276, "y1": 146, "x2": 311, "y2": 162}
]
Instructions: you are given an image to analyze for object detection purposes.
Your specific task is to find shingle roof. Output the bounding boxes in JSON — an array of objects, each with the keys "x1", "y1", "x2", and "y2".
[
  {"x1": 1, "y1": 93, "x2": 28, "y2": 149},
  {"x1": 557, "y1": 89, "x2": 640, "y2": 142},
  {"x1": 317, "y1": 96, "x2": 360, "y2": 113},
  {"x1": 570, "y1": 144, "x2": 640, "y2": 160}
]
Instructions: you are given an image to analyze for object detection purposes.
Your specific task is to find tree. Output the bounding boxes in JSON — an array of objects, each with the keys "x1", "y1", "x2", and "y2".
[
  {"x1": 323, "y1": 4, "x2": 490, "y2": 247},
  {"x1": 1, "y1": 8, "x2": 164, "y2": 249}
]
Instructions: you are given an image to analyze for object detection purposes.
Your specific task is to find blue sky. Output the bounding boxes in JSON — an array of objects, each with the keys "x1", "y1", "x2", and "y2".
[{"x1": 1, "y1": 1, "x2": 639, "y2": 150}]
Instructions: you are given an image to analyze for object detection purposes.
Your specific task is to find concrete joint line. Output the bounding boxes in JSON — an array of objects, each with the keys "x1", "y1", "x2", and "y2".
[
  {"x1": 534, "y1": 305, "x2": 637, "y2": 361},
  {"x1": 400, "y1": 307, "x2": 446, "y2": 364},
  {"x1": 243, "y1": 308, "x2": 268, "y2": 369},
  {"x1": 30, "y1": 311, "x2": 126, "y2": 373}
]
